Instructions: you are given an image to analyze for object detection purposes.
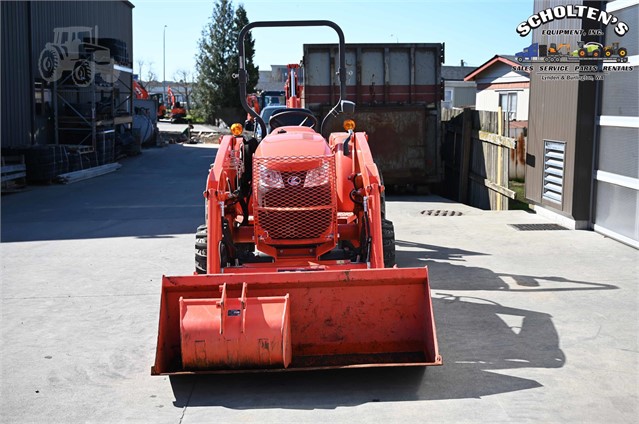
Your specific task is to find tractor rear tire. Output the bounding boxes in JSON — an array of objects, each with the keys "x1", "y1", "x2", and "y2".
[
  {"x1": 382, "y1": 218, "x2": 396, "y2": 268},
  {"x1": 38, "y1": 47, "x2": 60, "y2": 82},
  {"x1": 379, "y1": 170, "x2": 387, "y2": 219},
  {"x1": 195, "y1": 224, "x2": 207, "y2": 274}
]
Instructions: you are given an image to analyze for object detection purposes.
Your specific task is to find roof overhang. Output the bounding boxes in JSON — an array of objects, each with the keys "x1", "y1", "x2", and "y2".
[{"x1": 464, "y1": 56, "x2": 524, "y2": 81}]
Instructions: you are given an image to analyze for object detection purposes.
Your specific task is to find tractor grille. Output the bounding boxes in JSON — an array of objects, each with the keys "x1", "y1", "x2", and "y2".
[{"x1": 253, "y1": 155, "x2": 336, "y2": 242}]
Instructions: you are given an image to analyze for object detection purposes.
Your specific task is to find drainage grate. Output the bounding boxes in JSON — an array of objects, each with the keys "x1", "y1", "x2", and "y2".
[
  {"x1": 509, "y1": 223, "x2": 568, "y2": 231},
  {"x1": 421, "y1": 210, "x2": 463, "y2": 216}
]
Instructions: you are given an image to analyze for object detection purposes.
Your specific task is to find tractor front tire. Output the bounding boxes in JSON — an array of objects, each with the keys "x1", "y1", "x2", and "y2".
[
  {"x1": 382, "y1": 218, "x2": 396, "y2": 268},
  {"x1": 195, "y1": 224, "x2": 207, "y2": 274},
  {"x1": 72, "y1": 59, "x2": 94, "y2": 87}
]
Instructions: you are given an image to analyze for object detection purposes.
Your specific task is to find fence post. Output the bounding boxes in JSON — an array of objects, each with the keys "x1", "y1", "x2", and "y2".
[
  {"x1": 497, "y1": 107, "x2": 504, "y2": 210},
  {"x1": 458, "y1": 108, "x2": 473, "y2": 203}
]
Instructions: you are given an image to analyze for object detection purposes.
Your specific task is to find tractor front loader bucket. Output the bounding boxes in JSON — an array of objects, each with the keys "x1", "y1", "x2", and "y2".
[{"x1": 152, "y1": 267, "x2": 441, "y2": 375}]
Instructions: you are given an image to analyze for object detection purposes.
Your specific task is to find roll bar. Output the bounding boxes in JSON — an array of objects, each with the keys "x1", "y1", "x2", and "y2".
[{"x1": 237, "y1": 20, "x2": 348, "y2": 137}]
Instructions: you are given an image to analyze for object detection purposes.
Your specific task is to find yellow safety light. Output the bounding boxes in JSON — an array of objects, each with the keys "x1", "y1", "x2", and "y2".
[
  {"x1": 231, "y1": 123, "x2": 243, "y2": 136},
  {"x1": 343, "y1": 119, "x2": 356, "y2": 131}
]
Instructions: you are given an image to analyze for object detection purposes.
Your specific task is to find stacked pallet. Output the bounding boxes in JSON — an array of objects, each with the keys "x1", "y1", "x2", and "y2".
[
  {"x1": 1, "y1": 155, "x2": 27, "y2": 192},
  {"x1": 13, "y1": 145, "x2": 70, "y2": 182}
]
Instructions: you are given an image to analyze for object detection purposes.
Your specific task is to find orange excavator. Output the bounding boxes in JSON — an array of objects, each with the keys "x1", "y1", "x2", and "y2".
[
  {"x1": 134, "y1": 79, "x2": 165, "y2": 120},
  {"x1": 133, "y1": 79, "x2": 149, "y2": 99},
  {"x1": 170, "y1": 102, "x2": 187, "y2": 123},
  {"x1": 285, "y1": 63, "x2": 303, "y2": 108},
  {"x1": 152, "y1": 20, "x2": 441, "y2": 375}
]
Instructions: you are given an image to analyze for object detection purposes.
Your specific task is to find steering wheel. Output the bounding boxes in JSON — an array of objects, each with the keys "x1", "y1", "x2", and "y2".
[{"x1": 269, "y1": 110, "x2": 318, "y2": 131}]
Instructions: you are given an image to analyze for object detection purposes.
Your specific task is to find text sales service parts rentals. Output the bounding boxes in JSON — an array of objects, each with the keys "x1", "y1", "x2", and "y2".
[{"x1": 516, "y1": 4, "x2": 630, "y2": 37}]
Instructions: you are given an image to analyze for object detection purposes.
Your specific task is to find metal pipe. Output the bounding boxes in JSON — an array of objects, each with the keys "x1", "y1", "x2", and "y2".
[{"x1": 163, "y1": 25, "x2": 167, "y2": 105}]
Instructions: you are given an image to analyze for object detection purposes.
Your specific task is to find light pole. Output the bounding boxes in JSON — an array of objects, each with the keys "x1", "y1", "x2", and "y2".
[{"x1": 163, "y1": 25, "x2": 167, "y2": 104}]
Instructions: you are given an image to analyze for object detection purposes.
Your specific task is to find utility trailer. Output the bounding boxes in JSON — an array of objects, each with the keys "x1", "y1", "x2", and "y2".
[{"x1": 303, "y1": 43, "x2": 444, "y2": 190}]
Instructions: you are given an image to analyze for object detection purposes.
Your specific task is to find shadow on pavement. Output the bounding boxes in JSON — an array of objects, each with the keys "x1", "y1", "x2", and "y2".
[
  {"x1": 166, "y1": 239, "x2": 617, "y2": 409},
  {"x1": 168, "y1": 293, "x2": 561, "y2": 408},
  {"x1": 396, "y1": 240, "x2": 619, "y2": 293},
  {"x1": 1, "y1": 144, "x2": 217, "y2": 242}
]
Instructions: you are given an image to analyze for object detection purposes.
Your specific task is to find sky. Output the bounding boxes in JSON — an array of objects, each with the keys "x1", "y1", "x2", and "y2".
[{"x1": 131, "y1": 0, "x2": 533, "y2": 82}]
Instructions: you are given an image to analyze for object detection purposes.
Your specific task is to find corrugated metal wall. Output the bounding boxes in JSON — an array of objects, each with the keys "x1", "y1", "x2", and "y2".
[
  {"x1": 1, "y1": 2, "x2": 33, "y2": 148},
  {"x1": 525, "y1": 0, "x2": 601, "y2": 223},
  {"x1": 29, "y1": 1, "x2": 133, "y2": 74},
  {"x1": 303, "y1": 43, "x2": 443, "y2": 107},
  {"x1": 1, "y1": 1, "x2": 133, "y2": 149}
]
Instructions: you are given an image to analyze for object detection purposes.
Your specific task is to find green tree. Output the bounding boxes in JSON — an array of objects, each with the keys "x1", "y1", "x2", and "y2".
[
  {"x1": 194, "y1": 0, "x2": 236, "y2": 123},
  {"x1": 194, "y1": 1, "x2": 259, "y2": 124},
  {"x1": 231, "y1": 4, "x2": 259, "y2": 106}
]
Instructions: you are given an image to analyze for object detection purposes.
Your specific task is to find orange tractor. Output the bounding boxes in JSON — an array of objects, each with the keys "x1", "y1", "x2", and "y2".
[{"x1": 152, "y1": 20, "x2": 441, "y2": 375}]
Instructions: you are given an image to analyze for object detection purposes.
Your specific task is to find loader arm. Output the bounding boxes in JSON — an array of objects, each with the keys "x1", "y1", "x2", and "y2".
[{"x1": 204, "y1": 134, "x2": 245, "y2": 274}]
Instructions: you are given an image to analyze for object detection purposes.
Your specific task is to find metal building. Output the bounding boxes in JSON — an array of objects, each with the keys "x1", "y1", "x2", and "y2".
[
  {"x1": 1, "y1": 1, "x2": 134, "y2": 150},
  {"x1": 525, "y1": 0, "x2": 638, "y2": 247}
]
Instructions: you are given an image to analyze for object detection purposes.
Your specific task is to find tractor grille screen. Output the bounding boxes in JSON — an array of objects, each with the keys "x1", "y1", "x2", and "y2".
[{"x1": 253, "y1": 155, "x2": 337, "y2": 242}]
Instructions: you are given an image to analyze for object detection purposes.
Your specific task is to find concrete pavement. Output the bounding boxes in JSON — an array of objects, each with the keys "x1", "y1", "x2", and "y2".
[{"x1": 1, "y1": 143, "x2": 637, "y2": 423}]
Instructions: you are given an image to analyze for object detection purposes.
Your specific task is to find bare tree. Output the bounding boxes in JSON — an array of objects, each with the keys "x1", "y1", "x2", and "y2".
[
  {"x1": 172, "y1": 69, "x2": 193, "y2": 112},
  {"x1": 136, "y1": 58, "x2": 145, "y2": 82},
  {"x1": 146, "y1": 60, "x2": 157, "y2": 83}
]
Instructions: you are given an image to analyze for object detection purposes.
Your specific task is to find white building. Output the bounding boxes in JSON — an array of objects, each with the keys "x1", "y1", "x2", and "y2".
[
  {"x1": 464, "y1": 55, "x2": 530, "y2": 122},
  {"x1": 441, "y1": 65, "x2": 477, "y2": 109}
]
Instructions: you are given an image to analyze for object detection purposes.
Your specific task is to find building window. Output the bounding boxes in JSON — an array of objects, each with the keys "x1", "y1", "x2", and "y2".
[
  {"x1": 499, "y1": 92, "x2": 518, "y2": 121},
  {"x1": 443, "y1": 89, "x2": 453, "y2": 108}
]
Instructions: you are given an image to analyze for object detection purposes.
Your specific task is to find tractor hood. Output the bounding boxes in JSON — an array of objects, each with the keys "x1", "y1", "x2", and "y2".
[{"x1": 255, "y1": 127, "x2": 330, "y2": 159}]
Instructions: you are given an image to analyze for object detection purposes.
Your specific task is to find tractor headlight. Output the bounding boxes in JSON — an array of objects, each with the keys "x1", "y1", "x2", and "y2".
[
  {"x1": 304, "y1": 162, "x2": 329, "y2": 187},
  {"x1": 258, "y1": 164, "x2": 284, "y2": 189}
]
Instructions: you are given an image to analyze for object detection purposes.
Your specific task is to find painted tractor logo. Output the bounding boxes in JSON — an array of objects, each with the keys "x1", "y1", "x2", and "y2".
[
  {"x1": 516, "y1": 41, "x2": 629, "y2": 63},
  {"x1": 571, "y1": 41, "x2": 628, "y2": 59},
  {"x1": 38, "y1": 26, "x2": 119, "y2": 87}
]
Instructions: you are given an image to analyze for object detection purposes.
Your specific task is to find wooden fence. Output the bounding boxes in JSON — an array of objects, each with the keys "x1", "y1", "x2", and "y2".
[{"x1": 441, "y1": 108, "x2": 516, "y2": 210}]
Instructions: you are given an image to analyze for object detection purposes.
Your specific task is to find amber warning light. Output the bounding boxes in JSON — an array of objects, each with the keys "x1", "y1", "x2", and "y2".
[
  {"x1": 231, "y1": 123, "x2": 243, "y2": 136},
  {"x1": 343, "y1": 119, "x2": 356, "y2": 131}
]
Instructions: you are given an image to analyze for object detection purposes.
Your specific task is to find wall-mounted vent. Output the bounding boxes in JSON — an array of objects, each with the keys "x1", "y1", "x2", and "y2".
[{"x1": 543, "y1": 140, "x2": 566, "y2": 204}]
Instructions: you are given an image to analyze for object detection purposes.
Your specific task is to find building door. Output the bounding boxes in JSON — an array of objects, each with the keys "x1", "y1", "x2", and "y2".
[{"x1": 592, "y1": 1, "x2": 639, "y2": 248}]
